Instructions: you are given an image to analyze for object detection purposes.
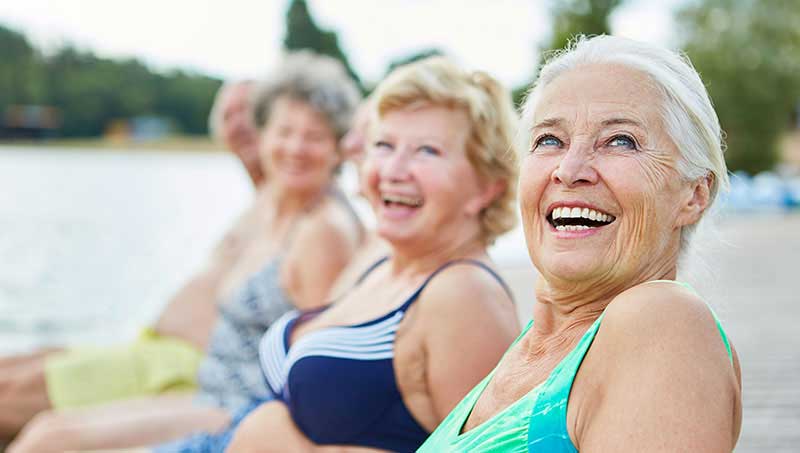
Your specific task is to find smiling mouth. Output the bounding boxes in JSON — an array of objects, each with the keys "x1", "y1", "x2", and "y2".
[
  {"x1": 547, "y1": 206, "x2": 616, "y2": 231},
  {"x1": 382, "y1": 194, "x2": 424, "y2": 208}
]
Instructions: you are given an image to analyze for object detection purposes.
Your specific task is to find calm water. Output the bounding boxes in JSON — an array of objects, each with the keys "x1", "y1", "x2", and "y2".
[{"x1": 0, "y1": 147, "x2": 253, "y2": 353}]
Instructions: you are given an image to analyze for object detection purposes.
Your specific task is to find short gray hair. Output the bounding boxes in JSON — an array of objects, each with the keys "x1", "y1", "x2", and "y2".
[
  {"x1": 520, "y1": 35, "x2": 729, "y2": 248},
  {"x1": 252, "y1": 50, "x2": 361, "y2": 139}
]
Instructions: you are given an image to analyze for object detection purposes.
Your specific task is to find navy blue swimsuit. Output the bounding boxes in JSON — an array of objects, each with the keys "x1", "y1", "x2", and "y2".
[{"x1": 258, "y1": 257, "x2": 512, "y2": 452}]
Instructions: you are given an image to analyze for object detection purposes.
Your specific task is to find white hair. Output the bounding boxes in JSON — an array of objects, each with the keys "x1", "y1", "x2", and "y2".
[
  {"x1": 252, "y1": 50, "x2": 361, "y2": 139},
  {"x1": 520, "y1": 35, "x2": 729, "y2": 252}
]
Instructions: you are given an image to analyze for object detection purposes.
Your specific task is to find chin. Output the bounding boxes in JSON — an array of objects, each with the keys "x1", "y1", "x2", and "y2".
[{"x1": 540, "y1": 254, "x2": 606, "y2": 283}]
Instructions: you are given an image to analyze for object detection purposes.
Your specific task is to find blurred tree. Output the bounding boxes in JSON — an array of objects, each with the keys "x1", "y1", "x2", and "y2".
[
  {"x1": 678, "y1": 0, "x2": 800, "y2": 173},
  {"x1": 545, "y1": 0, "x2": 623, "y2": 54},
  {"x1": 0, "y1": 25, "x2": 45, "y2": 110},
  {"x1": 284, "y1": 0, "x2": 362, "y2": 90},
  {"x1": 513, "y1": 0, "x2": 625, "y2": 106},
  {"x1": 385, "y1": 48, "x2": 445, "y2": 76}
]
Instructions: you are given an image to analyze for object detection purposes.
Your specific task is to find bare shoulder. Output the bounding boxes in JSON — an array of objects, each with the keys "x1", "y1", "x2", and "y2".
[
  {"x1": 417, "y1": 260, "x2": 517, "y2": 328},
  {"x1": 572, "y1": 282, "x2": 742, "y2": 450},
  {"x1": 601, "y1": 281, "x2": 726, "y2": 350},
  {"x1": 293, "y1": 197, "x2": 362, "y2": 252}
]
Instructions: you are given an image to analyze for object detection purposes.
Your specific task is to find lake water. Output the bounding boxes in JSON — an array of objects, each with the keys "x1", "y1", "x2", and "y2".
[{"x1": 0, "y1": 146, "x2": 255, "y2": 353}]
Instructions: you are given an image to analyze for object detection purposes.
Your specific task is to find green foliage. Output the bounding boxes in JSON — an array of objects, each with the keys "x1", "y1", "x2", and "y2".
[
  {"x1": 512, "y1": 0, "x2": 624, "y2": 107},
  {"x1": 284, "y1": 0, "x2": 362, "y2": 90},
  {"x1": 0, "y1": 25, "x2": 45, "y2": 108},
  {"x1": 543, "y1": 0, "x2": 623, "y2": 56},
  {"x1": 0, "y1": 23, "x2": 221, "y2": 138},
  {"x1": 385, "y1": 48, "x2": 445, "y2": 76},
  {"x1": 678, "y1": 0, "x2": 800, "y2": 173}
]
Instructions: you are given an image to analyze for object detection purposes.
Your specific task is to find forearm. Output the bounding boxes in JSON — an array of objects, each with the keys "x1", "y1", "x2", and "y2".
[{"x1": 152, "y1": 268, "x2": 223, "y2": 349}]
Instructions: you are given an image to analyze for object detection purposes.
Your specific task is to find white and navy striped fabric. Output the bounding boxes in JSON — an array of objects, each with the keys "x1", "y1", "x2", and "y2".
[{"x1": 255, "y1": 258, "x2": 513, "y2": 451}]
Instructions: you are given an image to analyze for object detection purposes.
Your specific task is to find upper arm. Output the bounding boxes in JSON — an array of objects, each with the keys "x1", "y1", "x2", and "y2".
[
  {"x1": 419, "y1": 265, "x2": 520, "y2": 421},
  {"x1": 576, "y1": 285, "x2": 741, "y2": 452},
  {"x1": 282, "y1": 209, "x2": 360, "y2": 310}
]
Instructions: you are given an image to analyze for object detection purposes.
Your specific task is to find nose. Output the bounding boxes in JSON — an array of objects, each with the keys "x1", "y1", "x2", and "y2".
[
  {"x1": 284, "y1": 134, "x2": 307, "y2": 157},
  {"x1": 380, "y1": 147, "x2": 412, "y2": 181},
  {"x1": 552, "y1": 140, "x2": 598, "y2": 187}
]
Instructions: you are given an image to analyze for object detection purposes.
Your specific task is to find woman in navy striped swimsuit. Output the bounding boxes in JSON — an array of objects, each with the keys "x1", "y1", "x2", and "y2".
[{"x1": 227, "y1": 57, "x2": 522, "y2": 452}]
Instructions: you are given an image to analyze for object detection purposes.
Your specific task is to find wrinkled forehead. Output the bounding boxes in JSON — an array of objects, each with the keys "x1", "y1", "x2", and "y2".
[{"x1": 533, "y1": 63, "x2": 666, "y2": 133}]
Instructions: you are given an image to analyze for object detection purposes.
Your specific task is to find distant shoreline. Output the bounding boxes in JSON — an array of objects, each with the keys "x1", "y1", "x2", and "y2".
[{"x1": 0, "y1": 135, "x2": 222, "y2": 152}]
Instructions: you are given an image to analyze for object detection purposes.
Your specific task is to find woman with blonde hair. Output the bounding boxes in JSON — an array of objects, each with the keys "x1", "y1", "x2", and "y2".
[{"x1": 224, "y1": 56, "x2": 522, "y2": 452}]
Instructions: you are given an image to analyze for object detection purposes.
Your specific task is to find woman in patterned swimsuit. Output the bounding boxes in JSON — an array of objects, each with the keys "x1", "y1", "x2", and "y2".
[{"x1": 8, "y1": 51, "x2": 364, "y2": 453}]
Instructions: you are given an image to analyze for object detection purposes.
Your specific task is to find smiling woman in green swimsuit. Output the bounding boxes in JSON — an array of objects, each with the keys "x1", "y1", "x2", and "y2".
[{"x1": 420, "y1": 35, "x2": 742, "y2": 452}]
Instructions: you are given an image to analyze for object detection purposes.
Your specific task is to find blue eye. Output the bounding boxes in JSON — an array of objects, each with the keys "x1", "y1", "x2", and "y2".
[
  {"x1": 418, "y1": 145, "x2": 440, "y2": 156},
  {"x1": 607, "y1": 134, "x2": 637, "y2": 150},
  {"x1": 533, "y1": 134, "x2": 563, "y2": 150}
]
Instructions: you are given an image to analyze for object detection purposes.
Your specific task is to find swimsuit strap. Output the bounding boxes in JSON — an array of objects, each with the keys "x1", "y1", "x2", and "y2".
[{"x1": 398, "y1": 258, "x2": 515, "y2": 312}]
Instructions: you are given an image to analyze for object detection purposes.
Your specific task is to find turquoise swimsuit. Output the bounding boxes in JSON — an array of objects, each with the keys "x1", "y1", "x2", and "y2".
[{"x1": 418, "y1": 281, "x2": 734, "y2": 452}]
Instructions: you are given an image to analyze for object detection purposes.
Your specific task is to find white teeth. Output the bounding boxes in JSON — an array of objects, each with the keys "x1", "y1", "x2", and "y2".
[
  {"x1": 556, "y1": 225, "x2": 566, "y2": 231},
  {"x1": 550, "y1": 206, "x2": 614, "y2": 223},
  {"x1": 383, "y1": 194, "x2": 422, "y2": 207}
]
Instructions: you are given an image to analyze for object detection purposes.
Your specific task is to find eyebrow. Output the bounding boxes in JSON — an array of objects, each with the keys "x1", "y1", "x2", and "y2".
[
  {"x1": 601, "y1": 118, "x2": 645, "y2": 128},
  {"x1": 531, "y1": 117, "x2": 645, "y2": 130},
  {"x1": 531, "y1": 118, "x2": 563, "y2": 130}
]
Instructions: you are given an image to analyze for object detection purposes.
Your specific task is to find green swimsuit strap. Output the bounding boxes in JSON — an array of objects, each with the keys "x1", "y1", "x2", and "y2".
[
  {"x1": 526, "y1": 313, "x2": 605, "y2": 452},
  {"x1": 527, "y1": 281, "x2": 734, "y2": 452}
]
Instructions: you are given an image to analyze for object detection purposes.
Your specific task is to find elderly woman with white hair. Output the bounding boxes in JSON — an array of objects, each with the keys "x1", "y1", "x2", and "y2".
[{"x1": 420, "y1": 35, "x2": 742, "y2": 452}]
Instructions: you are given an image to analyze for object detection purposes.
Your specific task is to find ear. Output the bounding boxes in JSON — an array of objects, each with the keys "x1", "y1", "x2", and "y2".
[
  {"x1": 676, "y1": 173, "x2": 712, "y2": 227},
  {"x1": 464, "y1": 179, "x2": 507, "y2": 216}
]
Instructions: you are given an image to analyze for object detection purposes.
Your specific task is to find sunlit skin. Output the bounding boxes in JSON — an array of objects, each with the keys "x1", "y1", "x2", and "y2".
[
  {"x1": 520, "y1": 63, "x2": 702, "y2": 316},
  {"x1": 219, "y1": 82, "x2": 263, "y2": 187},
  {"x1": 259, "y1": 96, "x2": 341, "y2": 201},
  {"x1": 364, "y1": 104, "x2": 500, "y2": 258},
  {"x1": 463, "y1": 63, "x2": 741, "y2": 451}
]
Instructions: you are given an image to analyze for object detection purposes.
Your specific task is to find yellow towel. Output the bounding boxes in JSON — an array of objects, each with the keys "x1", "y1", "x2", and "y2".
[{"x1": 44, "y1": 328, "x2": 203, "y2": 409}]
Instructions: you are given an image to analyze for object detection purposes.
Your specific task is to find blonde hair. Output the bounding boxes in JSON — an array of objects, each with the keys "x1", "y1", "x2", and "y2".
[{"x1": 371, "y1": 57, "x2": 519, "y2": 245}]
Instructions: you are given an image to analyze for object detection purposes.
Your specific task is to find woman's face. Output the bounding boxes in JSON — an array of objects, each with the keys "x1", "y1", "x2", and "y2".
[
  {"x1": 259, "y1": 96, "x2": 339, "y2": 194},
  {"x1": 363, "y1": 104, "x2": 488, "y2": 250},
  {"x1": 520, "y1": 63, "x2": 697, "y2": 286}
]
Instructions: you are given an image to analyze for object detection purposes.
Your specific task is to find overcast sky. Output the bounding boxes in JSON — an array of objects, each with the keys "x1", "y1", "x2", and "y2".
[{"x1": 0, "y1": 0, "x2": 683, "y2": 88}]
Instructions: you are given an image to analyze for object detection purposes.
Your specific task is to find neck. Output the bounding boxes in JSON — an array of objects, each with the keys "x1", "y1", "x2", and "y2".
[
  {"x1": 532, "y1": 254, "x2": 678, "y2": 337},
  {"x1": 388, "y1": 227, "x2": 486, "y2": 278},
  {"x1": 267, "y1": 182, "x2": 329, "y2": 218}
]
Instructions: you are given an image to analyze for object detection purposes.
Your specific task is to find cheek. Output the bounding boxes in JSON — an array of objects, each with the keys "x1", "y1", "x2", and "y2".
[{"x1": 518, "y1": 156, "x2": 548, "y2": 219}]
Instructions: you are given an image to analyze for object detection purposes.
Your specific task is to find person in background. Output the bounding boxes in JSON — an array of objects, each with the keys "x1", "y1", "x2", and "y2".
[
  {"x1": 0, "y1": 77, "x2": 264, "y2": 443},
  {"x1": 225, "y1": 56, "x2": 521, "y2": 453},
  {"x1": 208, "y1": 80, "x2": 265, "y2": 188},
  {"x1": 419, "y1": 35, "x2": 742, "y2": 452},
  {"x1": 7, "y1": 50, "x2": 364, "y2": 453}
]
